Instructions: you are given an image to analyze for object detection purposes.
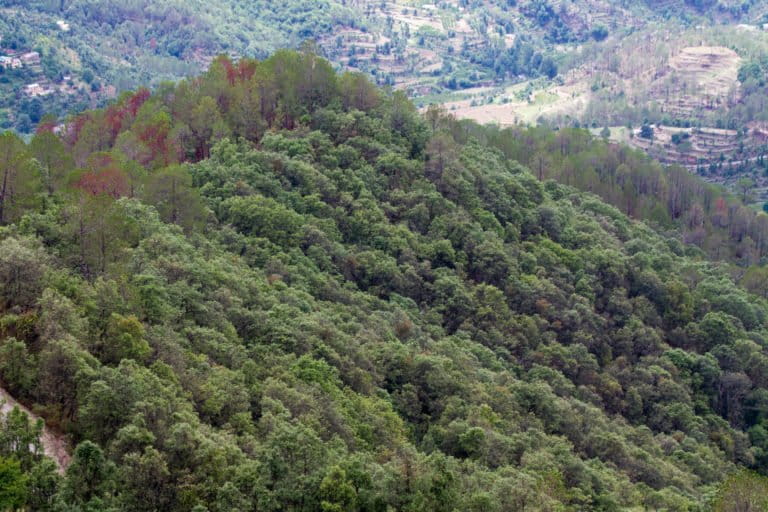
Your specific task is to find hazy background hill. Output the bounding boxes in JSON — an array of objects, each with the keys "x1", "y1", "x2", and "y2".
[
  {"x1": 0, "y1": 0, "x2": 759, "y2": 120},
  {"x1": 5, "y1": 1, "x2": 768, "y2": 204}
]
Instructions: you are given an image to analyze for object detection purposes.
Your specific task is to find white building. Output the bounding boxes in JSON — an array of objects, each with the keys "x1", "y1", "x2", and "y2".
[
  {"x1": 21, "y1": 52, "x2": 40, "y2": 65},
  {"x1": 0, "y1": 56, "x2": 22, "y2": 69},
  {"x1": 24, "y1": 83, "x2": 53, "y2": 97}
]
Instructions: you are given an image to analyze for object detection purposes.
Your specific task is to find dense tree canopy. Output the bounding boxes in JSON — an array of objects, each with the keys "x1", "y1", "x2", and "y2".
[{"x1": 0, "y1": 49, "x2": 767, "y2": 510}]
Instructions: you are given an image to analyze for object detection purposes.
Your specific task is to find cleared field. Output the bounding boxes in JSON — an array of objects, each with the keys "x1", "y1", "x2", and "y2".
[
  {"x1": 446, "y1": 81, "x2": 592, "y2": 125},
  {"x1": 448, "y1": 41, "x2": 742, "y2": 127},
  {"x1": 588, "y1": 126, "x2": 632, "y2": 143}
]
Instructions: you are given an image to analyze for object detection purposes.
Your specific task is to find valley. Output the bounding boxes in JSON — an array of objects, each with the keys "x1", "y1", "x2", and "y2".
[
  {"x1": 4, "y1": 0, "x2": 766, "y2": 204},
  {"x1": 443, "y1": 23, "x2": 768, "y2": 205}
]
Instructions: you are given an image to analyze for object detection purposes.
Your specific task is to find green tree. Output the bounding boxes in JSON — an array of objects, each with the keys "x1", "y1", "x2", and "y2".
[
  {"x1": 102, "y1": 313, "x2": 150, "y2": 365},
  {"x1": 188, "y1": 96, "x2": 230, "y2": 160},
  {"x1": 66, "y1": 193, "x2": 139, "y2": 277},
  {"x1": 257, "y1": 421, "x2": 328, "y2": 511},
  {"x1": 712, "y1": 470, "x2": 768, "y2": 512},
  {"x1": 737, "y1": 177, "x2": 754, "y2": 203},
  {"x1": 222, "y1": 195, "x2": 304, "y2": 246},
  {"x1": 339, "y1": 72, "x2": 380, "y2": 112},
  {"x1": 142, "y1": 165, "x2": 206, "y2": 231},
  {"x1": 63, "y1": 441, "x2": 115, "y2": 506},
  {"x1": 320, "y1": 465, "x2": 357, "y2": 512},
  {"x1": 0, "y1": 237, "x2": 50, "y2": 311},
  {"x1": 0, "y1": 338, "x2": 36, "y2": 396},
  {"x1": 29, "y1": 131, "x2": 74, "y2": 195},
  {"x1": 0, "y1": 131, "x2": 41, "y2": 224},
  {"x1": 118, "y1": 447, "x2": 174, "y2": 511},
  {"x1": 0, "y1": 407, "x2": 44, "y2": 471},
  {"x1": 0, "y1": 457, "x2": 27, "y2": 510}
]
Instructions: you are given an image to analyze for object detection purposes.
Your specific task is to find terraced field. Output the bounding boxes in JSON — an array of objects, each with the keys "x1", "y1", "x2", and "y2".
[
  {"x1": 655, "y1": 46, "x2": 741, "y2": 119},
  {"x1": 630, "y1": 125, "x2": 742, "y2": 167},
  {"x1": 446, "y1": 30, "x2": 767, "y2": 202},
  {"x1": 450, "y1": 42, "x2": 743, "y2": 127}
]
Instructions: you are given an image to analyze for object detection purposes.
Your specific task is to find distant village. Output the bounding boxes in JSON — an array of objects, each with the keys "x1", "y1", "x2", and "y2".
[
  {"x1": 0, "y1": 28, "x2": 78, "y2": 100},
  {"x1": 0, "y1": 50, "x2": 55, "y2": 97},
  {"x1": 0, "y1": 50, "x2": 41, "y2": 73}
]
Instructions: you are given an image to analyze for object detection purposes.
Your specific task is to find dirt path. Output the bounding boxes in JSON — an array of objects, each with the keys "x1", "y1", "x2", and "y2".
[{"x1": 0, "y1": 387, "x2": 71, "y2": 473}]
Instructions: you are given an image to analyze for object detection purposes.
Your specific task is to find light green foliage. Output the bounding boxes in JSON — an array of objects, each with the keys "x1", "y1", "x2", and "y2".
[
  {"x1": 0, "y1": 237, "x2": 50, "y2": 311},
  {"x1": 102, "y1": 313, "x2": 150, "y2": 365},
  {"x1": 141, "y1": 165, "x2": 207, "y2": 231},
  {"x1": 221, "y1": 195, "x2": 304, "y2": 247},
  {"x1": 0, "y1": 132, "x2": 42, "y2": 224},
  {"x1": 712, "y1": 470, "x2": 768, "y2": 511}
]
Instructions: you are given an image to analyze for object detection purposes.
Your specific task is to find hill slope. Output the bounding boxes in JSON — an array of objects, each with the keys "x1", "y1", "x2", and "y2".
[
  {"x1": 0, "y1": 0, "x2": 760, "y2": 134},
  {"x1": 1, "y1": 50, "x2": 768, "y2": 510}
]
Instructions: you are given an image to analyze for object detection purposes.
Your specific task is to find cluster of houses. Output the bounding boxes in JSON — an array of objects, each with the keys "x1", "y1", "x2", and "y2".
[
  {"x1": 24, "y1": 82, "x2": 53, "y2": 97},
  {"x1": 0, "y1": 49, "x2": 55, "y2": 96},
  {"x1": 0, "y1": 55, "x2": 21, "y2": 69},
  {"x1": 0, "y1": 50, "x2": 40, "y2": 70}
]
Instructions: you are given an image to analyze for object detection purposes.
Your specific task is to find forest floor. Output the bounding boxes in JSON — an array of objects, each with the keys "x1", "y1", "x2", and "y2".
[{"x1": 0, "y1": 387, "x2": 71, "y2": 473}]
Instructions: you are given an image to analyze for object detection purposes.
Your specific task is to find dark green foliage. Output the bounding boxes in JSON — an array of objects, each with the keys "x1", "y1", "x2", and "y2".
[
  {"x1": 0, "y1": 407, "x2": 60, "y2": 511},
  {"x1": 0, "y1": 50, "x2": 767, "y2": 510},
  {"x1": 461, "y1": 121, "x2": 768, "y2": 266},
  {"x1": 0, "y1": 457, "x2": 27, "y2": 510}
]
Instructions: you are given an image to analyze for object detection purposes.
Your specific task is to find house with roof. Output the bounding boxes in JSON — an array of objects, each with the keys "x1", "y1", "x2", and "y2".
[
  {"x1": 0, "y1": 56, "x2": 22, "y2": 69},
  {"x1": 24, "y1": 83, "x2": 52, "y2": 97},
  {"x1": 20, "y1": 52, "x2": 40, "y2": 65}
]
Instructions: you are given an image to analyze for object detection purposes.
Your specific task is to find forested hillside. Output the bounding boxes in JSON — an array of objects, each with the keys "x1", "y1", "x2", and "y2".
[
  {"x1": 2, "y1": 49, "x2": 768, "y2": 510},
  {"x1": 468, "y1": 123, "x2": 768, "y2": 268},
  {"x1": 2, "y1": 0, "x2": 757, "y2": 135},
  {"x1": 0, "y1": 0, "x2": 357, "y2": 132}
]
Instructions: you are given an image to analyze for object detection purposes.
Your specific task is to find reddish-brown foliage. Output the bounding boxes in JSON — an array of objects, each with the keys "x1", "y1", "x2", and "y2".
[
  {"x1": 238, "y1": 59, "x2": 258, "y2": 82},
  {"x1": 76, "y1": 157, "x2": 129, "y2": 198},
  {"x1": 105, "y1": 105, "x2": 127, "y2": 141},
  {"x1": 136, "y1": 120, "x2": 173, "y2": 166},
  {"x1": 128, "y1": 88, "x2": 151, "y2": 117},
  {"x1": 35, "y1": 119, "x2": 57, "y2": 135},
  {"x1": 715, "y1": 197, "x2": 728, "y2": 214},
  {"x1": 219, "y1": 57, "x2": 237, "y2": 86},
  {"x1": 76, "y1": 169, "x2": 129, "y2": 198},
  {"x1": 63, "y1": 115, "x2": 91, "y2": 147}
]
